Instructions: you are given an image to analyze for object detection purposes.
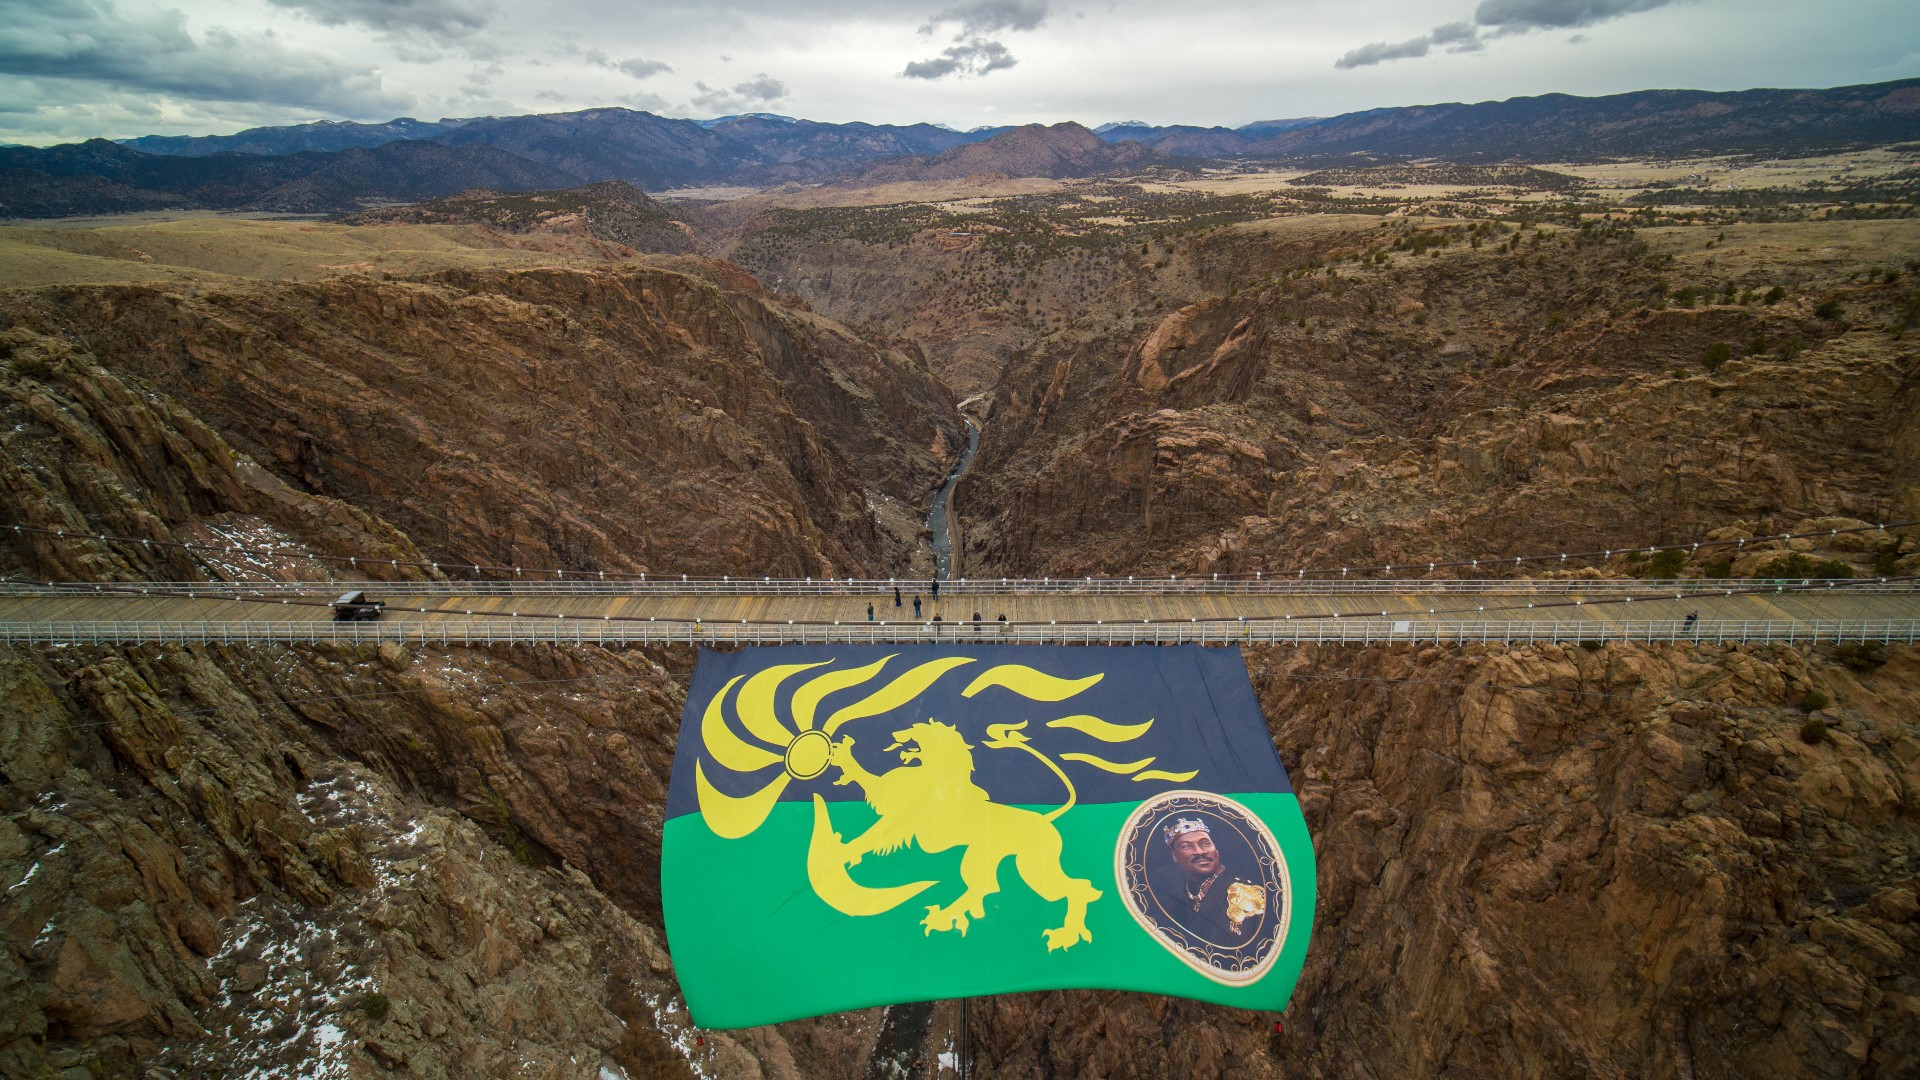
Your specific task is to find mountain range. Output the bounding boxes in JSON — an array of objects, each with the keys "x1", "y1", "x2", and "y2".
[
  {"x1": 0, "y1": 139, "x2": 578, "y2": 217},
  {"x1": 118, "y1": 117, "x2": 469, "y2": 158},
  {"x1": 1084, "y1": 80, "x2": 1920, "y2": 159},
  {"x1": 850, "y1": 122, "x2": 1170, "y2": 185},
  {"x1": 3, "y1": 79, "x2": 1917, "y2": 218}
]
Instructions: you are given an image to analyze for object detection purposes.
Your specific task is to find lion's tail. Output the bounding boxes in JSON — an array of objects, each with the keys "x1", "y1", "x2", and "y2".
[
  {"x1": 1041, "y1": 764, "x2": 1077, "y2": 822},
  {"x1": 985, "y1": 721, "x2": 1078, "y2": 821}
]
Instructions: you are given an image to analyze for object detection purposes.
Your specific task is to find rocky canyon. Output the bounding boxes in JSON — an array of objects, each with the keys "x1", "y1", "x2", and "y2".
[{"x1": 3, "y1": 149, "x2": 1917, "y2": 1078}]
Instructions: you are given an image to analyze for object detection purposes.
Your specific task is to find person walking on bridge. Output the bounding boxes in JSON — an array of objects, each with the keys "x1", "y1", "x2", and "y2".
[
  {"x1": 868, "y1": 603, "x2": 875, "y2": 622},
  {"x1": 913, "y1": 596, "x2": 922, "y2": 617},
  {"x1": 893, "y1": 585, "x2": 902, "y2": 608},
  {"x1": 930, "y1": 577, "x2": 940, "y2": 599}
]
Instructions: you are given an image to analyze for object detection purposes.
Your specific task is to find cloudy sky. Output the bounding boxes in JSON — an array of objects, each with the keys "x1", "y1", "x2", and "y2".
[{"x1": 3, "y1": 0, "x2": 1917, "y2": 145}]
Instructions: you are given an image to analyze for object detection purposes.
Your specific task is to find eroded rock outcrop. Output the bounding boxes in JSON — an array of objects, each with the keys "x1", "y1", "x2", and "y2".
[
  {"x1": 0, "y1": 637, "x2": 898, "y2": 1078},
  {"x1": 963, "y1": 641, "x2": 1919, "y2": 1079},
  {"x1": 964, "y1": 220, "x2": 1920, "y2": 576},
  {"x1": 2, "y1": 261, "x2": 960, "y2": 581},
  {"x1": 0, "y1": 265, "x2": 950, "y2": 1075}
]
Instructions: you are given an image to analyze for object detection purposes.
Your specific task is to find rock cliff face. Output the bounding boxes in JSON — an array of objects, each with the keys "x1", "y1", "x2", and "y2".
[
  {"x1": 1271, "y1": 640, "x2": 1920, "y2": 1079},
  {"x1": 0, "y1": 643, "x2": 691, "y2": 1078},
  {"x1": 961, "y1": 219, "x2": 1920, "y2": 576},
  {"x1": 965, "y1": 640, "x2": 1920, "y2": 1079},
  {"x1": 0, "y1": 630, "x2": 906, "y2": 1078},
  {"x1": 7, "y1": 629, "x2": 1912, "y2": 1077},
  {"x1": 0, "y1": 275, "x2": 932, "y2": 1075},
  {"x1": 715, "y1": 211, "x2": 1918, "y2": 1076},
  {"x1": 2, "y1": 260, "x2": 961, "y2": 581}
]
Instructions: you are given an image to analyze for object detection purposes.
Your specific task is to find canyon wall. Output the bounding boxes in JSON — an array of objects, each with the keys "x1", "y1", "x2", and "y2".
[
  {"x1": 7, "y1": 629, "x2": 1912, "y2": 1077},
  {"x1": 3, "y1": 260, "x2": 961, "y2": 583},
  {"x1": 961, "y1": 640, "x2": 1919, "y2": 1079},
  {"x1": 2, "y1": 289, "x2": 954, "y2": 1074},
  {"x1": 960, "y1": 219, "x2": 1920, "y2": 577}
]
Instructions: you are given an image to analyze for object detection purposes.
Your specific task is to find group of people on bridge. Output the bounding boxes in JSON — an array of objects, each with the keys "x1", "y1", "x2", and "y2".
[{"x1": 866, "y1": 581, "x2": 1007, "y2": 629}]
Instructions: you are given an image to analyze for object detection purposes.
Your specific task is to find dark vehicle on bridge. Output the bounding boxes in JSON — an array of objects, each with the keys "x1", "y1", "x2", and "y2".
[{"x1": 331, "y1": 590, "x2": 384, "y2": 621}]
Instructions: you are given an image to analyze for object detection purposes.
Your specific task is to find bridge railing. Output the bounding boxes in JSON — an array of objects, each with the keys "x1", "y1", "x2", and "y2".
[
  {"x1": 5, "y1": 617, "x2": 1917, "y2": 648},
  {"x1": 3, "y1": 577, "x2": 1914, "y2": 598}
]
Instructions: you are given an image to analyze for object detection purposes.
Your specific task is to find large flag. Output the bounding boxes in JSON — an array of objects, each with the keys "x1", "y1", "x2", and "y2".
[{"x1": 661, "y1": 644, "x2": 1315, "y2": 1028}]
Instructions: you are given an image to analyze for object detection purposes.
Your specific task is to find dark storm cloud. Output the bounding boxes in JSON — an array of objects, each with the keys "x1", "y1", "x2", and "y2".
[
  {"x1": 574, "y1": 47, "x2": 674, "y2": 79},
  {"x1": 1337, "y1": 0, "x2": 1687, "y2": 68},
  {"x1": 733, "y1": 73, "x2": 788, "y2": 99},
  {"x1": 920, "y1": 0, "x2": 1049, "y2": 36},
  {"x1": 0, "y1": 0, "x2": 403, "y2": 114},
  {"x1": 264, "y1": 0, "x2": 496, "y2": 37},
  {"x1": 690, "y1": 72, "x2": 789, "y2": 113},
  {"x1": 1335, "y1": 20, "x2": 1481, "y2": 69},
  {"x1": 1430, "y1": 20, "x2": 1485, "y2": 47},
  {"x1": 904, "y1": 0, "x2": 1040, "y2": 80},
  {"x1": 902, "y1": 38, "x2": 1016, "y2": 79},
  {"x1": 618, "y1": 57, "x2": 673, "y2": 79},
  {"x1": 1474, "y1": 0, "x2": 1680, "y2": 33}
]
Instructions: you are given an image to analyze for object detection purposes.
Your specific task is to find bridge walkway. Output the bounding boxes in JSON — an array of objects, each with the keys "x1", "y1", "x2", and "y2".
[{"x1": 3, "y1": 583, "x2": 1917, "y2": 646}]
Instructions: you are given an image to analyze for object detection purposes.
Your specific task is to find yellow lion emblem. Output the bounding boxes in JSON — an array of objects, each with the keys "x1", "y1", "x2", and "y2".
[
  {"x1": 822, "y1": 719, "x2": 1101, "y2": 951},
  {"x1": 691, "y1": 658, "x2": 1187, "y2": 950}
]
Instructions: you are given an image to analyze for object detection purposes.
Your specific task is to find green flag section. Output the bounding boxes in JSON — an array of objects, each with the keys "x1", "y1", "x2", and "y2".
[{"x1": 660, "y1": 644, "x2": 1315, "y2": 1029}]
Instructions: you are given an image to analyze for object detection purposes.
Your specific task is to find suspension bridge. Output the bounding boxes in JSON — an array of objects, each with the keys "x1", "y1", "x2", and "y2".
[
  {"x1": 3, "y1": 576, "x2": 1916, "y2": 647},
  {"x1": 6, "y1": 517, "x2": 1917, "y2": 647}
]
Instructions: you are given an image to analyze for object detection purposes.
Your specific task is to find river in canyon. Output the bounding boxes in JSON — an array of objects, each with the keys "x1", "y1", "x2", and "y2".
[{"x1": 926, "y1": 417, "x2": 980, "y2": 582}]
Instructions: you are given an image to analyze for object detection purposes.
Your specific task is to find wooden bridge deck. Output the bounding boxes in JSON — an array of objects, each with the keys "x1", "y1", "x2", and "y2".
[{"x1": 3, "y1": 586, "x2": 1918, "y2": 645}]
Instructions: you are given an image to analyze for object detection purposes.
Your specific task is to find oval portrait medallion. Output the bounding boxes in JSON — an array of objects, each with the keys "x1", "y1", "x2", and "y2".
[{"x1": 1114, "y1": 790, "x2": 1291, "y2": 985}]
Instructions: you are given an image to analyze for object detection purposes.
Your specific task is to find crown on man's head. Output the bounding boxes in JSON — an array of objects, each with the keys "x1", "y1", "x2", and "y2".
[{"x1": 1163, "y1": 818, "x2": 1210, "y2": 845}]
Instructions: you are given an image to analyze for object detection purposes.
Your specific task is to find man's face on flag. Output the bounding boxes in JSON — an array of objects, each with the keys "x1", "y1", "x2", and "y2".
[{"x1": 1171, "y1": 830, "x2": 1219, "y2": 878}]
